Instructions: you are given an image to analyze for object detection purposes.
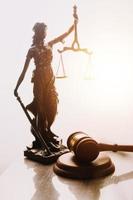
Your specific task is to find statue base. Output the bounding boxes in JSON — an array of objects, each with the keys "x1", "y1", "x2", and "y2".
[
  {"x1": 24, "y1": 145, "x2": 69, "y2": 164},
  {"x1": 53, "y1": 152, "x2": 115, "y2": 179}
]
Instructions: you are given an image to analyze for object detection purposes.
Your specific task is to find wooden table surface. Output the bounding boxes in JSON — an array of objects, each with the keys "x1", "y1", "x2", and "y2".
[{"x1": 0, "y1": 151, "x2": 133, "y2": 200}]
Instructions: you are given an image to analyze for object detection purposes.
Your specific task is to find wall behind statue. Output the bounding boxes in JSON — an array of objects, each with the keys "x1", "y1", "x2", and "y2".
[{"x1": 0, "y1": 0, "x2": 133, "y2": 173}]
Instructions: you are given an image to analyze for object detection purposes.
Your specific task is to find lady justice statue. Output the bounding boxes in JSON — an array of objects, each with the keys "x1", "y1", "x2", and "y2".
[{"x1": 14, "y1": 22, "x2": 75, "y2": 162}]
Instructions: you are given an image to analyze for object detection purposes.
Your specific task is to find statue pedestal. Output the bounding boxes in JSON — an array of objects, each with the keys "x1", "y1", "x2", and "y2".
[
  {"x1": 24, "y1": 145, "x2": 69, "y2": 164},
  {"x1": 54, "y1": 152, "x2": 115, "y2": 179}
]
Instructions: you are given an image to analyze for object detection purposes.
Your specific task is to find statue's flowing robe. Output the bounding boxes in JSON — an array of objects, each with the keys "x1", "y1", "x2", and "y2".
[{"x1": 26, "y1": 44, "x2": 58, "y2": 133}]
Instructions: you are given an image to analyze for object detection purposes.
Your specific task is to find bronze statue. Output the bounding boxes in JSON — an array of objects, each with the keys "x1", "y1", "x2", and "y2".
[{"x1": 14, "y1": 22, "x2": 74, "y2": 162}]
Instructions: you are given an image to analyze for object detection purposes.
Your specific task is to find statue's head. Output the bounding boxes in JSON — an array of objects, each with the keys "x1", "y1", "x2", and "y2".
[{"x1": 32, "y1": 22, "x2": 47, "y2": 45}]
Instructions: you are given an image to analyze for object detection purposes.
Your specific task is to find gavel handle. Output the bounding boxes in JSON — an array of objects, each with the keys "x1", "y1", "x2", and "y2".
[{"x1": 99, "y1": 143, "x2": 133, "y2": 152}]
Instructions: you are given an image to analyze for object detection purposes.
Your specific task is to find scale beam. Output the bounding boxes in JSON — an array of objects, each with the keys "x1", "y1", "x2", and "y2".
[{"x1": 58, "y1": 47, "x2": 90, "y2": 54}]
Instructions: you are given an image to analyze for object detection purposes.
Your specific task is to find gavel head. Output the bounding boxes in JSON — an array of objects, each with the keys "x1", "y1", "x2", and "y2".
[{"x1": 67, "y1": 132, "x2": 99, "y2": 163}]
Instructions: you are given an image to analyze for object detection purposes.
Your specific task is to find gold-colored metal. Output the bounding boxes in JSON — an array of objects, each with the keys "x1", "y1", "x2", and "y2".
[{"x1": 58, "y1": 5, "x2": 92, "y2": 55}]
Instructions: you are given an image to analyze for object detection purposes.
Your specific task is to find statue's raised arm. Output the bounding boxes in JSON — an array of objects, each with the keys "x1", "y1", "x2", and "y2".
[{"x1": 48, "y1": 24, "x2": 74, "y2": 47}]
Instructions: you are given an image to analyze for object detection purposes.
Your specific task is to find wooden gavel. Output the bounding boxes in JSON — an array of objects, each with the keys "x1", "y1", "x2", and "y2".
[{"x1": 67, "y1": 132, "x2": 133, "y2": 163}]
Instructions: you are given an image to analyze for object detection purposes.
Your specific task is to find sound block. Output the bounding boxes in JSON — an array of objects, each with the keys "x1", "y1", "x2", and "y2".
[
  {"x1": 53, "y1": 152, "x2": 115, "y2": 179},
  {"x1": 24, "y1": 145, "x2": 69, "y2": 164}
]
